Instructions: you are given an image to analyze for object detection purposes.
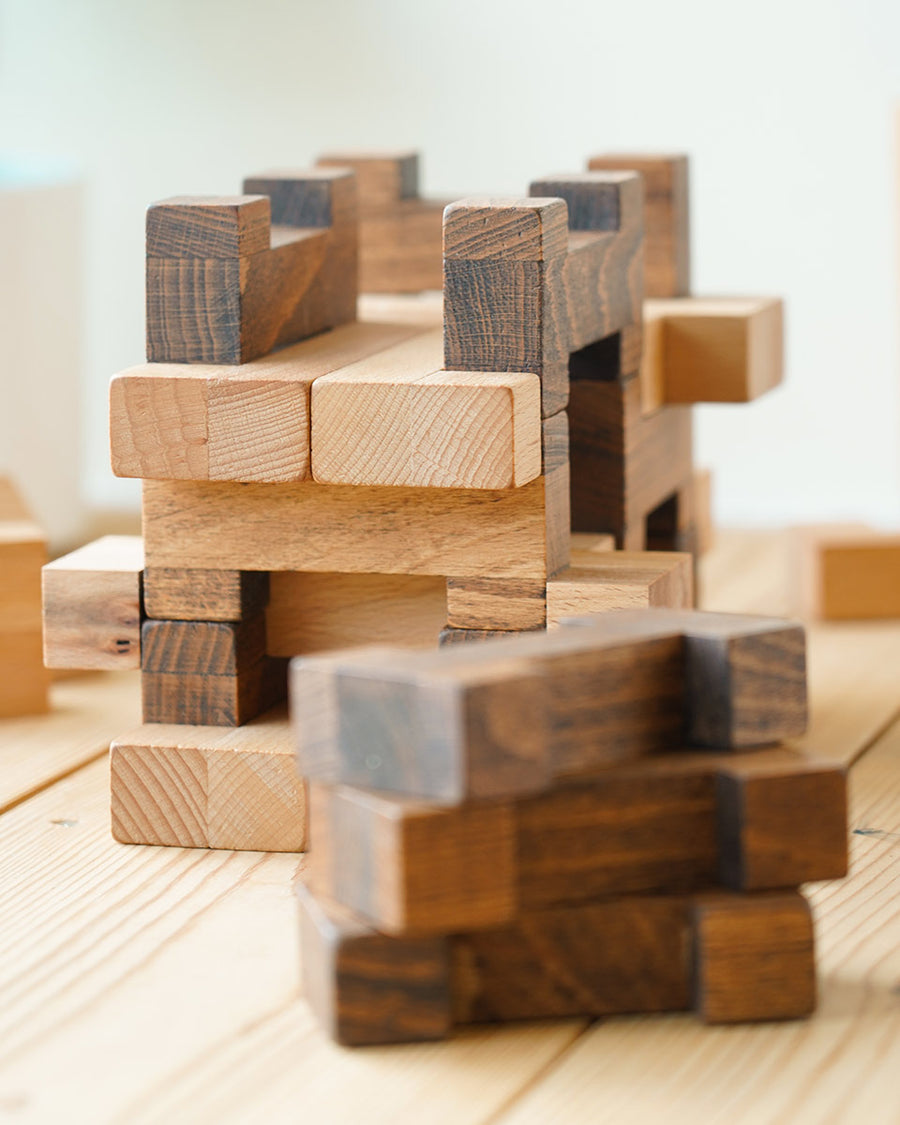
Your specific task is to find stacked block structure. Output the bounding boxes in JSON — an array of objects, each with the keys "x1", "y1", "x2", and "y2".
[
  {"x1": 294, "y1": 608, "x2": 847, "y2": 1042},
  {"x1": 41, "y1": 151, "x2": 785, "y2": 852}
]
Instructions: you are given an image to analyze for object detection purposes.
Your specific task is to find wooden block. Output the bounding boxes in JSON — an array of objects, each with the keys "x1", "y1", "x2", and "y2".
[
  {"x1": 0, "y1": 630, "x2": 50, "y2": 719},
  {"x1": 438, "y1": 625, "x2": 543, "y2": 646},
  {"x1": 308, "y1": 782, "x2": 516, "y2": 934},
  {"x1": 0, "y1": 479, "x2": 49, "y2": 717},
  {"x1": 541, "y1": 410, "x2": 571, "y2": 578},
  {"x1": 42, "y1": 535, "x2": 144, "y2": 670},
  {"x1": 546, "y1": 549, "x2": 694, "y2": 623},
  {"x1": 143, "y1": 568, "x2": 269, "y2": 622},
  {"x1": 142, "y1": 476, "x2": 558, "y2": 581},
  {"x1": 316, "y1": 151, "x2": 419, "y2": 213},
  {"x1": 111, "y1": 320, "x2": 421, "y2": 483},
  {"x1": 693, "y1": 891, "x2": 816, "y2": 1023},
  {"x1": 645, "y1": 471, "x2": 713, "y2": 555},
  {"x1": 110, "y1": 705, "x2": 306, "y2": 851},
  {"x1": 267, "y1": 572, "x2": 446, "y2": 656},
  {"x1": 568, "y1": 324, "x2": 643, "y2": 382},
  {"x1": 445, "y1": 577, "x2": 546, "y2": 630},
  {"x1": 792, "y1": 527, "x2": 900, "y2": 620},
  {"x1": 529, "y1": 172, "x2": 644, "y2": 350},
  {"x1": 587, "y1": 154, "x2": 690, "y2": 298},
  {"x1": 568, "y1": 375, "x2": 693, "y2": 546},
  {"x1": 146, "y1": 172, "x2": 357, "y2": 365},
  {"x1": 644, "y1": 297, "x2": 784, "y2": 403},
  {"x1": 716, "y1": 757, "x2": 848, "y2": 889},
  {"x1": 443, "y1": 198, "x2": 569, "y2": 418},
  {"x1": 141, "y1": 617, "x2": 266, "y2": 675},
  {"x1": 145, "y1": 195, "x2": 270, "y2": 259},
  {"x1": 310, "y1": 329, "x2": 542, "y2": 488},
  {"x1": 297, "y1": 882, "x2": 452, "y2": 1046}
]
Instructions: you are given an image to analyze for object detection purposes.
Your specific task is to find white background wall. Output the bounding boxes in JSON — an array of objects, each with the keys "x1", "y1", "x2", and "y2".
[{"x1": 1, "y1": 0, "x2": 899, "y2": 527}]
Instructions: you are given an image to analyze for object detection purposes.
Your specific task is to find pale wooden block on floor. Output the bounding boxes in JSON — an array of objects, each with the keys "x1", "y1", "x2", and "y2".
[
  {"x1": 311, "y1": 330, "x2": 542, "y2": 488},
  {"x1": 791, "y1": 526, "x2": 900, "y2": 620},
  {"x1": 109, "y1": 321, "x2": 423, "y2": 484},
  {"x1": 110, "y1": 705, "x2": 305, "y2": 851},
  {"x1": 546, "y1": 550, "x2": 694, "y2": 625},
  {"x1": 644, "y1": 296, "x2": 784, "y2": 404},
  {"x1": 42, "y1": 535, "x2": 144, "y2": 670}
]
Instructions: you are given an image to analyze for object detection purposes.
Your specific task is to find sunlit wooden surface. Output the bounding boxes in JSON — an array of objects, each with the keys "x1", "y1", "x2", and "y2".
[{"x1": 1, "y1": 531, "x2": 899, "y2": 1124}]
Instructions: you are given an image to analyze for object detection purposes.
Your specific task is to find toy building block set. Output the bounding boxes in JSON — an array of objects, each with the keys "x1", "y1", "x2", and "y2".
[{"x1": 36, "y1": 149, "x2": 848, "y2": 1039}]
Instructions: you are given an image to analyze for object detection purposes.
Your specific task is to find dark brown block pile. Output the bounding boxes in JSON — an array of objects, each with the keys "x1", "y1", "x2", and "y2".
[{"x1": 291, "y1": 607, "x2": 847, "y2": 1045}]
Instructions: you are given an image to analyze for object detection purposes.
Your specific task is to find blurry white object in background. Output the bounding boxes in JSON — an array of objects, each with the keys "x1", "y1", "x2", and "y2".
[{"x1": 0, "y1": 158, "x2": 85, "y2": 549}]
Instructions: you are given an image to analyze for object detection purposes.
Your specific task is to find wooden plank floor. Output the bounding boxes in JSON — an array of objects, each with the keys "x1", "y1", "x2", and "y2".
[{"x1": 1, "y1": 531, "x2": 899, "y2": 1124}]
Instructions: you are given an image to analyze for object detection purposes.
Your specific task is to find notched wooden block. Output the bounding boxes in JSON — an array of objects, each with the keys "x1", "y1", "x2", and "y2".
[{"x1": 42, "y1": 535, "x2": 144, "y2": 670}]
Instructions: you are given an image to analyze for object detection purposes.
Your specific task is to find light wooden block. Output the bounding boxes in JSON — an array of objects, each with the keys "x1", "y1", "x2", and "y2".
[
  {"x1": 42, "y1": 535, "x2": 143, "y2": 670},
  {"x1": 110, "y1": 705, "x2": 305, "y2": 851},
  {"x1": 311, "y1": 330, "x2": 541, "y2": 489},
  {"x1": 792, "y1": 527, "x2": 900, "y2": 620},
  {"x1": 546, "y1": 549, "x2": 694, "y2": 624}
]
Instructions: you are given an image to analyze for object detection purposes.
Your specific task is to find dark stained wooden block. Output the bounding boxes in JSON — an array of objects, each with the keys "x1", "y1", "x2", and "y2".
[
  {"x1": 693, "y1": 891, "x2": 816, "y2": 1023},
  {"x1": 143, "y1": 568, "x2": 270, "y2": 622},
  {"x1": 439, "y1": 625, "x2": 543, "y2": 646},
  {"x1": 443, "y1": 198, "x2": 569, "y2": 418},
  {"x1": 146, "y1": 195, "x2": 271, "y2": 260},
  {"x1": 141, "y1": 617, "x2": 266, "y2": 675},
  {"x1": 297, "y1": 881, "x2": 452, "y2": 1047}
]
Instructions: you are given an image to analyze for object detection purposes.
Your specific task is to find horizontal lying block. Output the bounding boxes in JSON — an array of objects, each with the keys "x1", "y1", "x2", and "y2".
[
  {"x1": 292, "y1": 609, "x2": 807, "y2": 802},
  {"x1": 310, "y1": 328, "x2": 542, "y2": 488},
  {"x1": 546, "y1": 548, "x2": 693, "y2": 623},
  {"x1": 42, "y1": 535, "x2": 144, "y2": 670},
  {"x1": 143, "y1": 567, "x2": 269, "y2": 622},
  {"x1": 110, "y1": 320, "x2": 420, "y2": 483},
  {"x1": 445, "y1": 577, "x2": 547, "y2": 631},
  {"x1": 306, "y1": 747, "x2": 845, "y2": 935},
  {"x1": 298, "y1": 883, "x2": 816, "y2": 1044},
  {"x1": 644, "y1": 296, "x2": 784, "y2": 405},
  {"x1": 110, "y1": 705, "x2": 305, "y2": 851},
  {"x1": 792, "y1": 526, "x2": 900, "y2": 620}
]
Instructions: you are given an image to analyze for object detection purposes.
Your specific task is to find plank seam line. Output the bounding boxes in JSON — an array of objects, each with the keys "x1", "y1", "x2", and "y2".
[
  {"x1": 846, "y1": 705, "x2": 900, "y2": 771},
  {"x1": 0, "y1": 745, "x2": 111, "y2": 818}
]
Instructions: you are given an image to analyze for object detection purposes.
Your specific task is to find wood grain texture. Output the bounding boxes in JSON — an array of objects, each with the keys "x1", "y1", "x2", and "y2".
[
  {"x1": 645, "y1": 296, "x2": 784, "y2": 403},
  {"x1": 146, "y1": 172, "x2": 357, "y2": 365},
  {"x1": 111, "y1": 320, "x2": 421, "y2": 483},
  {"x1": 146, "y1": 196, "x2": 270, "y2": 259},
  {"x1": 587, "y1": 153, "x2": 690, "y2": 298},
  {"x1": 529, "y1": 173, "x2": 644, "y2": 351},
  {"x1": 546, "y1": 549, "x2": 693, "y2": 623},
  {"x1": 0, "y1": 479, "x2": 48, "y2": 716},
  {"x1": 42, "y1": 535, "x2": 144, "y2": 670},
  {"x1": 143, "y1": 567, "x2": 269, "y2": 622},
  {"x1": 443, "y1": 198, "x2": 569, "y2": 417},
  {"x1": 316, "y1": 151, "x2": 420, "y2": 213},
  {"x1": 141, "y1": 656, "x2": 286, "y2": 726},
  {"x1": 110, "y1": 705, "x2": 305, "y2": 850},
  {"x1": 310, "y1": 329, "x2": 542, "y2": 489},
  {"x1": 693, "y1": 891, "x2": 816, "y2": 1023},
  {"x1": 568, "y1": 373, "x2": 693, "y2": 546},
  {"x1": 141, "y1": 617, "x2": 266, "y2": 675},
  {"x1": 142, "y1": 476, "x2": 557, "y2": 581},
  {"x1": 446, "y1": 577, "x2": 547, "y2": 630}
]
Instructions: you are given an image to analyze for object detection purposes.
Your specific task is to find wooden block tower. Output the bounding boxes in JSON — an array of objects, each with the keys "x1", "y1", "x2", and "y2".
[
  {"x1": 41, "y1": 150, "x2": 784, "y2": 852},
  {"x1": 293, "y1": 607, "x2": 847, "y2": 1042}
]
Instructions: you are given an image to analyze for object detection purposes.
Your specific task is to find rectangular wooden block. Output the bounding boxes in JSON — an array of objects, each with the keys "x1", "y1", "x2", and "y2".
[
  {"x1": 693, "y1": 891, "x2": 816, "y2": 1022},
  {"x1": 587, "y1": 154, "x2": 690, "y2": 298},
  {"x1": 309, "y1": 329, "x2": 542, "y2": 488},
  {"x1": 305, "y1": 746, "x2": 845, "y2": 934},
  {"x1": 443, "y1": 198, "x2": 569, "y2": 417},
  {"x1": 142, "y1": 567, "x2": 269, "y2": 622},
  {"x1": 42, "y1": 535, "x2": 144, "y2": 670},
  {"x1": 110, "y1": 705, "x2": 305, "y2": 851},
  {"x1": 792, "y1": 527, "x2": 900, "y2": 620},
  {"x1": 141, "y1": 617, "x2": 266, "y2": 675},
  {"x1": 445, "y1": 577, "x2": 547, "y2": 630},
  {"x1": 141, "y1": 475, "x2": 558, "y2": 581},
  {"x1": 112, "y1": 321, "x2": 420, "y2": 484},
  {"x1": 146, "y1": 195, "x2": 271, "y2": 259},
  {"x1": 316, "y1": 151, "x2": 420, "y2": 213},
  {"x1": 141, "y1": 656, "x2": 286, "y2": 726},
  {"x1": 545, "y1": 548, "x2": 694, "y2": 623},
  {"x1": 645, "y1": 296, "x2": 784, "y2": 403},
  {"x1": 568, "y1": 374, "x2": 694, "y2": 545}
]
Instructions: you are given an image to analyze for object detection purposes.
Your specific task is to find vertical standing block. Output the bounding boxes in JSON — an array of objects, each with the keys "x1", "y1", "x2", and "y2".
[
  {"x1": 587, "y1": 154, "x2": 690, "y2": 298},
  {"x1": 443, "y1": 197, "x2": 570, "y2": 418}
]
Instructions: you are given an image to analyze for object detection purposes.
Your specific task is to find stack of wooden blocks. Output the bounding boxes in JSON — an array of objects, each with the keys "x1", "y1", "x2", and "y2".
[
  {"x1": 39, "y1": 150, "x2": 786, "y2": 856},
  {"x1": 293, "y1": 608, "x2": 847, "y2": 1043}
]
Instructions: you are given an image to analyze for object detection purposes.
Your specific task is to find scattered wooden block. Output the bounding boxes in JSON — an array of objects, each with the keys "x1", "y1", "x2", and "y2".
[
  {"x1": 42, "y1": 535, "x2": 144, "y2": 670},
  {"x1": 305, "y1": 747, "x2": 845, "y2": 934},
  {"x1": 0, "y1": 479, "x2": 49, "y2": 717},
  {"x1": 146, "y1": 171, "x2": 357, "y2": 365},
  {"x1": 586, "y1": 154, "x2": 690, "y2": 298},
  {"x1": 111, "y1": 319, "x2": 420, "y2": 483},
  {"x1": 568, "y1": 374, "x2": 694, "y2": 547},
  {"x1": 310, "y1": 329, "x2": 542, "y2": 489},
  {"x1": 791, "y1": 527, "x2": 900, "y2": 620},
  {"x1": 110, "y1": 705, "x2": 305, "y2": 850},
  {"x1": 545, "y1": 548, "x2": 693, "y2": 623},
  {"x1": 693, "y1": 891, "x2": 816, "y2": 1023},
  {"x1": 316, "y1": 151, "x2": 447, "y2": 292},
  {"x1": 143, "y1": 567, "x2": 269, "y2": 622},
  {"x1": 297, "y1": 882, "x2": 818, "y2": 1043},
  {"x1": 643, "y1": 296, "x2": 784, "y2": 403}
]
